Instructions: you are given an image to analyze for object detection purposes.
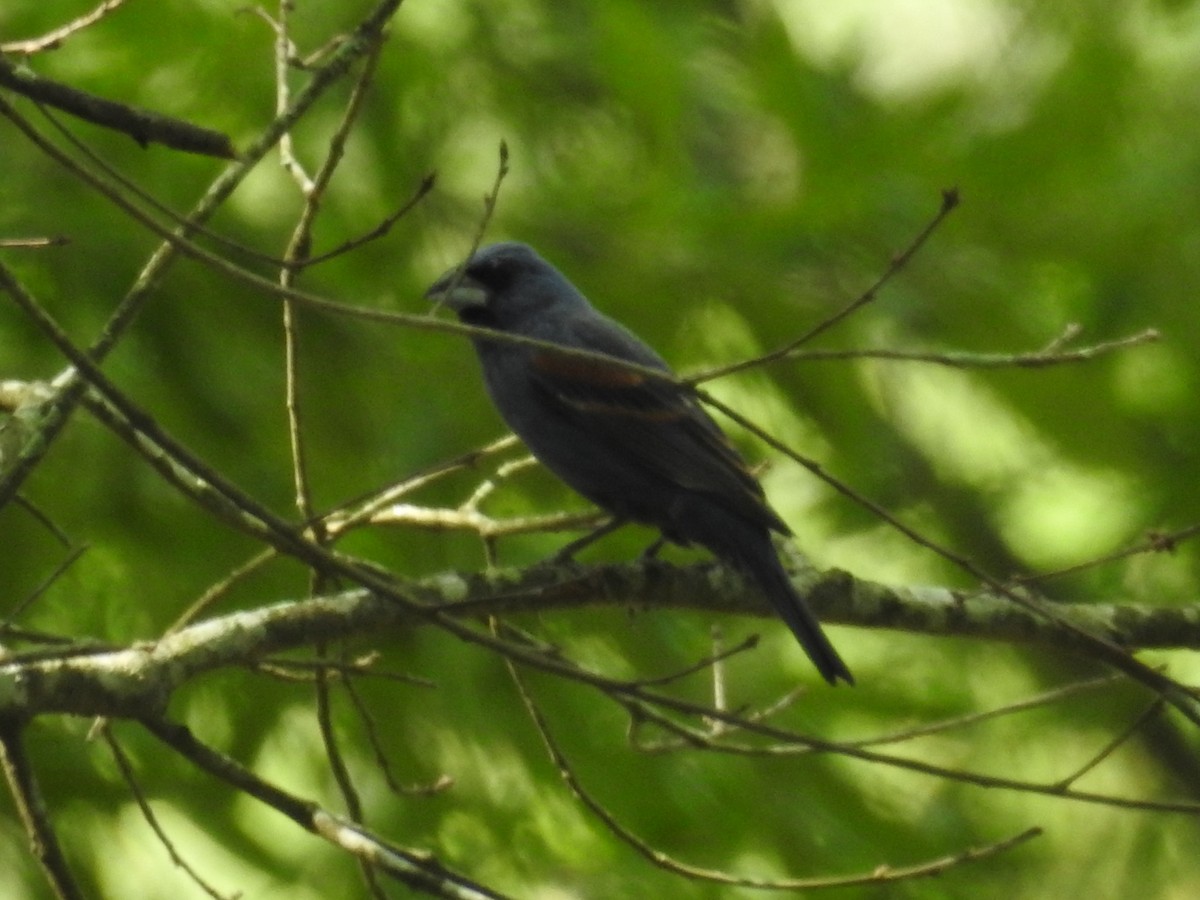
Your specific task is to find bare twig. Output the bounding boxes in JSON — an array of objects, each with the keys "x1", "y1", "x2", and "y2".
[
  {"x1": 1014, "y1": 521, "x2": 1200, "y2": 585},
  {"x1": 278, "y1": 25, "x2": 387, "y2": 526},
  {"x1": 365, "y1": 503, "x2": 603, "y2": 539},
  {"x1": 608, "y1": 682, "x2": 1200, "y2": 815},
  {"x1": 1, "y1": 0, "x2": 130, "y2": 54},
  {"x1": 165, "y1": 548, "x2": 278, "y2": 633},
  {"x1": 506, "y1": 655, "x2": 1042, "y2": 888},
  {"x1": 0, "y1": 55, "x2": 236, "y2": 158},
  {"x1": 302, "y1": 173, "x2": 436, "y2": 267},
  {"x1": 0, "y1": 235, "x2": 70, "y2": 248},
  {"x1": 695, "y1": 388, "x2": 1200, "y2": 725},
  {"x1": 324, "y1": 434, "x2": 520, "y2": 534},
  {"x1": 839, "y1": 673, "x2": 1127, "y2": 749},
  {"x1": 0, "y1": 0, "x2": 407, "y2": 514},
  {"x1": 100, "y1": 725, "x2": 234, "y2": 900},
  {"x1": 1051, "y1": 699, "x2": 1166, "y2": 791},
  {"x1": 780, "y1": 327, "x2": 1159, "y2": 369},
  {"x1": 11, "y1": 494, "x2": 74, "y2": 548},
  {"x1": 632, "y1": 673, "x2": 1128, "y2": 755},
  {"x1": 690, "y1": 188, "x2": 960, "y2": 385},
  {"x1": 4, "y1": 542, "x2": 87, "y2": 623},
  {"x1": 340, "y1": 673, "x2": 454, "y2": 796},
  {"x1": 0, "y1": 722, "x2": 84, "y2": 900},
  {"x1": 34, "y1": 102, "x2": 297, "y2": 270},
  {"x1": 266, "y1": 1, "x2": 315, "y2": 193},
  {"x1": 256, "y1": 653, "x2": 435, "y2": 689},
  {"x1": 629, "y1": 634, "x2": 760, "y2": 689},
  {"x1": 0, "y1": 96, "x2": 695, "y2": 387},
  {"x1": 428, "y1": 141, "x2": 510, "y2": 318},
  {"x1": 630, "y1": 686, "x2": 806, "y2": 754},
  {"x1": 141, "y1": 716, "x2": 507, "y2": 899},
  {"x1": 313, "y1": 646, "x2": 387, "y2": 899}
]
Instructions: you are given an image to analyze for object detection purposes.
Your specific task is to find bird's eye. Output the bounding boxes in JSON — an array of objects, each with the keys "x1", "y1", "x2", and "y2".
[{"x1": 470, "y1": 256, "x2": 515, "y2": 290}]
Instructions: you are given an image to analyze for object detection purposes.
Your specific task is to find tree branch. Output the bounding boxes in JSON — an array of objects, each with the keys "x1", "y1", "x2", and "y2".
[
  {"x1": 2, "y1": 557, "x2": 1195, "y2": 722},
  {"x1": 139, "y1": 718, "x2": 512, "y2": 899}
]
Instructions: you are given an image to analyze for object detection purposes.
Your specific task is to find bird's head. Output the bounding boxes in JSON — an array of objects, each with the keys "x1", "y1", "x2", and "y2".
[{"x1": 425, "y1": 242, "x2": 584, "y2": 331}]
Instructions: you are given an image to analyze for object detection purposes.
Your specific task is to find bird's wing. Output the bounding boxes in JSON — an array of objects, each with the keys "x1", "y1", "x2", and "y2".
[{"x1": 527, "y1": 316, "x2": 789, "y2": 534}]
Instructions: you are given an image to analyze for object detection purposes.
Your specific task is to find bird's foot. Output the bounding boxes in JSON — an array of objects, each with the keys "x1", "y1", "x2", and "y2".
[
  {"x1": 549, "y1": 517, "x2": 626, "y2": 563},
  {"x1": 639, "y1": 535, "x2": 669, "y2": 560}
]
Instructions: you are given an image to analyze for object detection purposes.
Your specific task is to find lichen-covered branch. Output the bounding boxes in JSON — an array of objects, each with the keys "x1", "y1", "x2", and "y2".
[{"x1": 2, "y1": 557, "x2": 1194, "y2": 722}]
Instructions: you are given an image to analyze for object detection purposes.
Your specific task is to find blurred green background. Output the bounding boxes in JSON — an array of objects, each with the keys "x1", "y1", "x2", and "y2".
[{"x1": 2, "y1": 0, "x2": 1199, "y2": 897}]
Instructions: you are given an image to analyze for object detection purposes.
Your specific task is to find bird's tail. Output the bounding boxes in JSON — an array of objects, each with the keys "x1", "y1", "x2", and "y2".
[{"x1": 723, "y1": 536, "x2": 854, "y2": 686}]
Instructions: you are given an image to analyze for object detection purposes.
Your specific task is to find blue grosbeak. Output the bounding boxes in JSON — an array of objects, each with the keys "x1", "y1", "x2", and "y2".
[{"x1": 427, "y1": 242, "x2": 853, "y2": 685}]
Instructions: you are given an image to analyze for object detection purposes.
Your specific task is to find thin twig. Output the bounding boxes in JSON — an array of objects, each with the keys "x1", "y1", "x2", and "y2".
[
  {"x1": 323, "y1": 434, "x2": 520, "y2": 533},
  {"x1": 1051, "y1": 698, "x2": 1165, "y2": 791},
  {"x1": 630, "y1": 686, "x2": 806, "y2": 754},
  {"x1": 0, "y1": 721, "x2": 84, "y2": 900},
  {"x1": 695, "y1": 388, "x2": 1200, "y2": 725},
  {"x1": 0, "y1": 96, "x2": 696, "y2": 387},
  {"x1": 141, "y1": 716, "x2": 507, "y2": 899},
  {"x1": 839, "y1": 673, "x2": 1127, "y2": 749},
  {"x1": 632, "y1": 673, "x2": 1127, "y2": 755},
  {"x1": 629, "y1": 634, "x2": 760, "y2": 689},
  {"x1": 1013, "y1": 521, "x2": 1200, "y2": 585},
  {"x1": 165, "y1": 548, "x2": 278, "y2": 634},
  {"x1": 4, "y1": 542, "x2": 88, "y2": 623},
  {"x1": 0, "y1": 235, "x2": 70, "y2": 248},
  {"x1": 302, "y1": 173, "x2": 436, "y2": 267},
  {"x1": 278, "y1": 26, "x2": 387, "y2": 526},
  {"x1": 1, "y1": 0, "x2": 130, "y2": 54},
  {"x1": 690, "y1": 188, "x2": 960, "y2": 385},
  {"x1": 779, "y1": 327, "x2": 1159, "y2": 369},
  {"x1": 608, "y1": 685, "x2": 1200, "y2": 814},
  {"x1": 506, "y1": 654, "x2": 1042, "y2": 888},
  {"x1": 314, "y1": 646, "x2": 387, "y2": 899},
  {"x1": 12, "y1": 494, "x2": 74, "y2": 547},
  {"x1": 0, "y1": 56, "x2": 235, "y2": 157},
  {"x1": 270, "y1": 1, "x2": 315, "y2": 193},
  {"x1": 0, "y1": 0, "x2": 405, "y2": 512},
  {"x1": 341, "y1": 673, "x2": 455, "y2": 796},
  {"x1": 257, "y1": 653, "x2": 436, "y2": 688},
  {"x1": 100, "y1": 725, "x2": 234, "y2": 900},
  {"x1": 428, "y1": 141, "x2": 510, "y2": 318},
  {"x1": 35, "y1": 101, "x2": 301, "y2": 270}
]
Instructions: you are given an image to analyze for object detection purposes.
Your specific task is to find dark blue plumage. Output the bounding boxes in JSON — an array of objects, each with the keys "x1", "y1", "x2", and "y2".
[{"x1": 427, "y1": 242, "x2": 852, "y2": 685}]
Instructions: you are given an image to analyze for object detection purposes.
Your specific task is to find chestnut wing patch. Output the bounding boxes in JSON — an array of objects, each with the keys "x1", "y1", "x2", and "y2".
[
  {"x1": 531, "y1": 351, "x2": 684, "y2": 422},
  {"x1": 529, "y1": 348, "x2": 787, "y2": 534}
]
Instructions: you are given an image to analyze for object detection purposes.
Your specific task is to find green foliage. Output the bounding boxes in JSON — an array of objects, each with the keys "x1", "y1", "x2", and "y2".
[{"x1": 2, "y1": 0, "x2": 1199, "y2": 897}]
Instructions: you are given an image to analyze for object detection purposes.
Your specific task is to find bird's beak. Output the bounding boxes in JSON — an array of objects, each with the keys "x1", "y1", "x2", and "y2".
[{"x1": 425, "y1": 265, "x2": 489, "y2": 312}]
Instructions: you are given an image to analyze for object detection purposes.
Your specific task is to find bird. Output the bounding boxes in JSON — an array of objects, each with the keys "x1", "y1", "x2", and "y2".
[{"x1": 426, "y1": 242, "x2": 853, "y2": 685}]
